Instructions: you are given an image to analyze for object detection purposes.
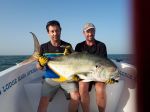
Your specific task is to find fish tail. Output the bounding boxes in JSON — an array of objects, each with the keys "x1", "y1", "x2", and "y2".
[
  {"x1": 18, "y1": 32, "x2": 41, "y2": 65},
  {"x1": 30, "y1": 32, "x2": 41, "y2": 58}
]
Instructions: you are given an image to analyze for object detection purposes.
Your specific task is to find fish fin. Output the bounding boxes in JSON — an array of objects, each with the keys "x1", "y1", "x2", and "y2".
[
  {"x1": 82, "y1": 79, "x2": 93, "y2": 82},
  {"x1": 77, "y1": 71, "x2": 96, "y2": 82},
  {"x1": 77, "y1": 72, "x2": 90, "y2": 79},
  {"x1": 52, "y1": 76, "x2": 68, "y2": 82}
]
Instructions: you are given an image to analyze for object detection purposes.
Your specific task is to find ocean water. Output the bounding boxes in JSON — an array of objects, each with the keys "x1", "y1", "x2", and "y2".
[
  {"x1": 0, "y1": 55, "x2": 30, "y2": 72},
  {"x1": 0, "y1": 54, "x2": 135, "y2": 72}
]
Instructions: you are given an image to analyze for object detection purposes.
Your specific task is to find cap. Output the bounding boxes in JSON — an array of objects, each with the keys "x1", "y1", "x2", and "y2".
[{"x1": 83, "y1": 23, "x2": 95, "y2": 31}]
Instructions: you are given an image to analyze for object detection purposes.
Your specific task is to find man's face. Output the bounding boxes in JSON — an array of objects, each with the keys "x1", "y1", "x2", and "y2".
[
  {"x1": 83, "y1": 28, "x2": 95, "y2": 41},
  {"x1": 48, "y1": 25, "x2": 61, "y2": 42}
]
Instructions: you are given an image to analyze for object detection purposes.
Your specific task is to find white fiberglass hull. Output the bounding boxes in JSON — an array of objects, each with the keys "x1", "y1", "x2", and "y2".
[{"x1": 0, "y1": 60, "x2": 136, "y2": 112}]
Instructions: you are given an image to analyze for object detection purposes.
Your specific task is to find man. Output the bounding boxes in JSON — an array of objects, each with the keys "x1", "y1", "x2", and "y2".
[
  {"x1": 37, "y1": 20, "x2": 80, "y2": 112},
  {"x1": 75, "y1": 23, "x2": 107, "y2": 112}
]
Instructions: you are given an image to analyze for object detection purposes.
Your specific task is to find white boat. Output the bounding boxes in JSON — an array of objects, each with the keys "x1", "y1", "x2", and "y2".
[
  {"x1": 0, "y1": 58, "x2": 137, "y2": 112},
  {"x1": 0, "y1": 33, "x2": 137, "y2": 112}
]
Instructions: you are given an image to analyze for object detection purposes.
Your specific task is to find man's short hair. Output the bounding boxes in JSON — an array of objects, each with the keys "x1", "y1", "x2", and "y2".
[{"x1": 46, "y1": 20, "x2": 62, "y2": 32}]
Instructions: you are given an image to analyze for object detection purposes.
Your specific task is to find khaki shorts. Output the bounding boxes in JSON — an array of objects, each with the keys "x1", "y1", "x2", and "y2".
[{"x1": 41, "y1": 78, "x2": 78, "y2": 98}]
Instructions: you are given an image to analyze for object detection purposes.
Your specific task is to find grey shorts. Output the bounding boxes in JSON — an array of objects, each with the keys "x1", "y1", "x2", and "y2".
[{"x1": 41, "y1": 78, "x2": 78, "y2": 98}]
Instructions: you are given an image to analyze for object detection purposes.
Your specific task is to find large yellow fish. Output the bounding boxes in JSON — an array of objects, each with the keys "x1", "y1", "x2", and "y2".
[{"x1": 21, "y1": 32, "x2": 120, "y2": 83}]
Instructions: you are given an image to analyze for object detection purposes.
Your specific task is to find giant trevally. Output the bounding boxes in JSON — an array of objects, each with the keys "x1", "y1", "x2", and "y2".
[
  {"x1": 47, "y1": 52, "x2": 120, "y2": 83},
  {"x1": 20, "y1": 32, "x2": 120, "y2": 83}
]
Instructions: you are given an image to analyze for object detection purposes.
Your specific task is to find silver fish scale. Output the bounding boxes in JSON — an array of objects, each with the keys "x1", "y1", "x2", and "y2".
[{"x1": 51, "y1": 52, "x2": 116, "y2": 68}]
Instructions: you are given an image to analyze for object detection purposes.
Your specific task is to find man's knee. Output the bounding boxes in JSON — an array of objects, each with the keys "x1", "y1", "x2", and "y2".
[
  {"x1": 79, "y1": 82, "x2": 89, "y2": 96},
  {"x1": 96, "y1": 89, "x2": 106, "y2": 100},
  {"x1": 70, "y1": 91, "x2": 80, "y2": 101},
  {"x1": 95, "y1": 82, "x2": 106, "y2": 93},
  {"x1": 95, "y1": 83, "x2": 106, "y2": 102}
]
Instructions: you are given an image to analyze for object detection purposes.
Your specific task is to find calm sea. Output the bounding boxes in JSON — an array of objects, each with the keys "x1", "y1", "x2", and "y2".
[{"x1": 0, "y1": 54, "x2": 135, "y2": 72}]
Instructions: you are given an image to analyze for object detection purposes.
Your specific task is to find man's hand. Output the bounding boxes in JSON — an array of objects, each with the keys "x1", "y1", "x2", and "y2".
[
  {"x1": 72, "y1": 75, "x2": 80, "y2": 81},
  {"x1": 64, "y1": 46, "x2": 72, "y2": 55},
  {"x1": 38, "y1": 56, "x2": 48, "y2": 67},
  {"x1": 105, "y1": 78, "x2": 118, "y2": 84}
]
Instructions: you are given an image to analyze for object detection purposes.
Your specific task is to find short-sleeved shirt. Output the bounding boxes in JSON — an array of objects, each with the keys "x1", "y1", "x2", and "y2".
[
  {"x1": 40, "y1": 40, "x2": 77, "y2": 97},
  {"x1": 40, "y1": 40, "x2": 72, "y2": 78},
  {"x1": 40, "y1": 40, "x2": 72, "y2": 55},
  {"x1": 75, "y1": 40, "x2": 107, "y2": 58},
  {"x1": 75, "y1": 40, "x2": 107, "y2": 90}
]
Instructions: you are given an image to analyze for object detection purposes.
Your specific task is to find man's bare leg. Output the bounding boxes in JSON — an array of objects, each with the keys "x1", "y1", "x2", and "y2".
[
  {"x1": 79, "y1": 81, "x2": 90, "y2": 112},
  {"x1": 68, "y1": 91, "x2": 80, "y2": 112},
  {"x1": 37, "y1": 96, "x2": 52, "y2": 112},
  {"x1": 95, "y1": 82, "x2": 106, "y2": 112}
]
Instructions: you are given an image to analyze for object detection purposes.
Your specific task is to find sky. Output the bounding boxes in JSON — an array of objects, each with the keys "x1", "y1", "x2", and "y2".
[{"x1": 0, "y1": 0, "x2": 133, "y2": 55}]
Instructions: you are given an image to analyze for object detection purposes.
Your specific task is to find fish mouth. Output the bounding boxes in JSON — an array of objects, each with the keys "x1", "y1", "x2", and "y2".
[{"x1": 111, "y1": 69, "x2": 120, "y2": 81}]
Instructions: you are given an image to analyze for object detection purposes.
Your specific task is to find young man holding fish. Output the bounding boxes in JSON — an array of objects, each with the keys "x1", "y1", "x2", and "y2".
[
  {"x1": 75, "y1": 23, "x2": 107, "y2": 112},
  {"x1": 36, "y1": 20, "x2": 80, "y2": 112}
]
